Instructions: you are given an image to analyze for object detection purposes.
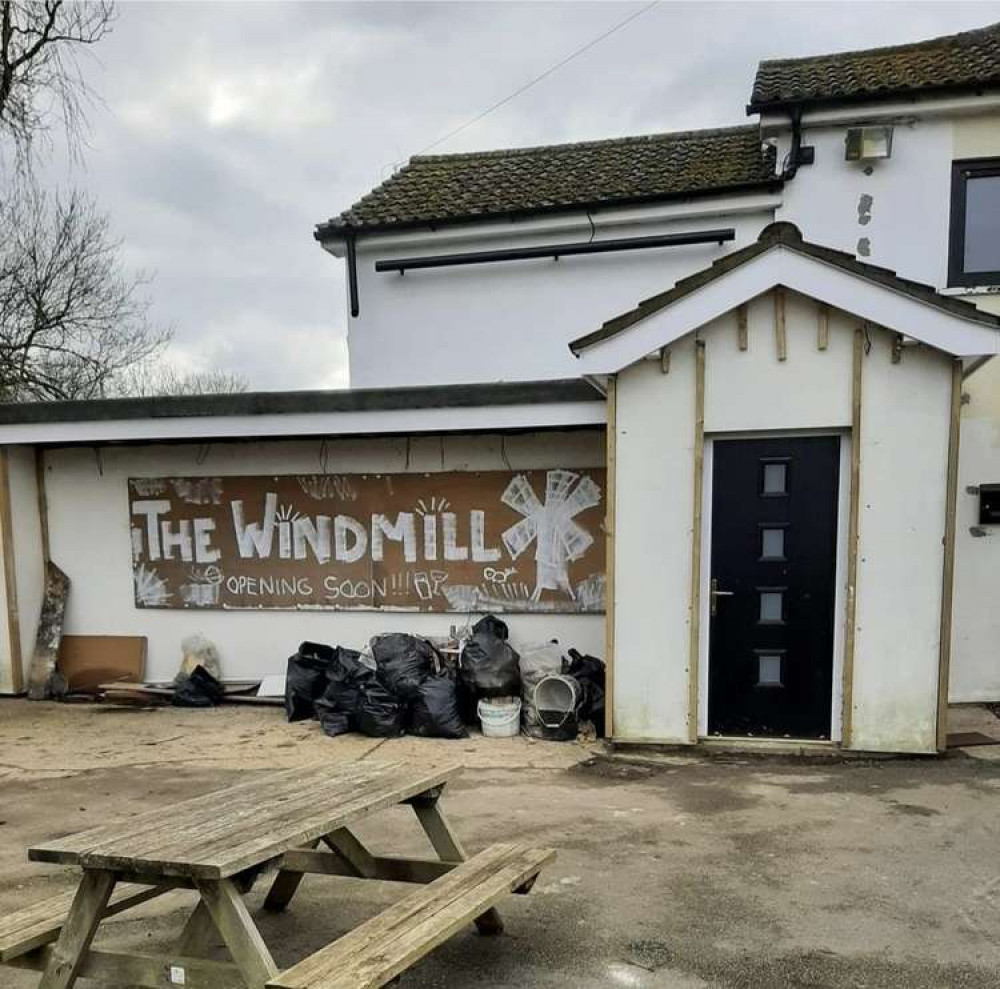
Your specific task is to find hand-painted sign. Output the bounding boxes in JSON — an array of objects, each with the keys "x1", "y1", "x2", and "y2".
[{"x1": 128, "y1": 470, "x2": 606, "y2": 613}]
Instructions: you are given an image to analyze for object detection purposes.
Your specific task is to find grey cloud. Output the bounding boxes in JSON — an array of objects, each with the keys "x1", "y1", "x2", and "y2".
[{"x1": 44, "y1": 1, "x2": 1000, "y2": 391}]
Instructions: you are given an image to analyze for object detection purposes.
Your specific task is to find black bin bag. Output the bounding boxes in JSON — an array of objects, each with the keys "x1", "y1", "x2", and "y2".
[
  {"x1": 172, "y1": 664, "x2": 225, "y2": 708},
  {"x1": 372, "y1": 634, "x2": 438, "y2": 700},
  {"x1": 315, "y1": 647, "x2": 368, "y2": 738},
  {"x1": 565, "y1": 648, "x2": 606, "y2": 737},
  {"x1": 354, "y1": 680, "x2": 406, "y2": 737},
  {"x1": 285, "y1": 641, "x2": 336, "y2": 722},
  {"x1": 409, "y1": 672, "x2": 468, "y2": 739},
  {"x1": 460, "y1": 615, "x2": 520, "y2": 698}
]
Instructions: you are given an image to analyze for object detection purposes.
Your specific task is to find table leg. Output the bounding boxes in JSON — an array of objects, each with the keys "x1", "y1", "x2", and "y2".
[
  {"x1": 195, "y1": 878, "x2": 278, "y2": 989},
  {"x1": 263, "y1": 838, "x2": 319, "y2": 913},
  {"x1": 410, "y1": 791, "x2": 504, "y2": 936},
  {"x1": 38, "y1": 870, "x2": 116, "y2": 989}
]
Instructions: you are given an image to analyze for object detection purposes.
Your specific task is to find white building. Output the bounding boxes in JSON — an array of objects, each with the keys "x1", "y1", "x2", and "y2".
[{"x1": 1, "y1": 20, "x2": 999, "y2": 755}]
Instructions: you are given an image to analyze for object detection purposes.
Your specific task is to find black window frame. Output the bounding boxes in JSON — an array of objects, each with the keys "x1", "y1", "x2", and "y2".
[{"x1": 949, "y1": 158, "x2": 1000, "y2": 288}]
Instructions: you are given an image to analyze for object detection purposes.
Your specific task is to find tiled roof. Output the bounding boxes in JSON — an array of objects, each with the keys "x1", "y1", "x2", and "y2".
[
  {"x1": 570, "y1": 222, "x2": 1000, "y2": 355},
  {"x1": 749, "y1": 20, "x2": 1000, "y2": 111},
  {"x1": 317, "y1": 125, "x2": 779, "y2": 236}
]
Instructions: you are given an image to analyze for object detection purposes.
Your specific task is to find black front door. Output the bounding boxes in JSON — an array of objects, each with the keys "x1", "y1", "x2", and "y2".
[{"x1": 708, "y1": 436, "x2": 840, "y2": 739}]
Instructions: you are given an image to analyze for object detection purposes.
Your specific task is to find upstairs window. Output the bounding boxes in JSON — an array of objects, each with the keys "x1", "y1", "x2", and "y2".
[{"x1": 949, "y1": 159, "x2": 1000, "y2": 287}]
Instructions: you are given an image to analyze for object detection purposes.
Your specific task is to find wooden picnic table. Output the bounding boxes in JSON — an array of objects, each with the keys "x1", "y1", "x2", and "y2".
[{"x1": 2, "y1": 760, "x2": 554, "y2": 989}]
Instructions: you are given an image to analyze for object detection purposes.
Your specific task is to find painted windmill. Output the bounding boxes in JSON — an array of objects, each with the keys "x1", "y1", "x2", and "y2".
[{"x1": 500, "y1": 469, "x2": 602, "y2": 601}]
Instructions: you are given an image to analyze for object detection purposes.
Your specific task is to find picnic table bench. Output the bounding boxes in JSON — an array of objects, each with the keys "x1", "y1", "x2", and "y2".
[{"x1": 1, "y1": 761, "x2": 554, "y2": 989}]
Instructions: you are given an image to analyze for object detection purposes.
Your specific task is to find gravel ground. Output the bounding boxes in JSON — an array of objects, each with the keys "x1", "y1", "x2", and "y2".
[{"x1": 1, "y1": 699, "x2": 999, "y2": 988}]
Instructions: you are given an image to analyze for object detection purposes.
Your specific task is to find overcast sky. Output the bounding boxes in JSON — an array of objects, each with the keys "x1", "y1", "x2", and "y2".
[{"x1": 53, "y1": 1, "x2": 1000, "y2": 390}]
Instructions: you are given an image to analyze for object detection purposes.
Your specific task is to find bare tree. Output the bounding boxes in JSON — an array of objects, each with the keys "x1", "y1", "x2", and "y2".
[
  {"x1": 116, "y1": 364, "x2": 251, "y2": 398},
  {"x1": 0, "y1": 0, "x2": 114, "y2": 166},
  {"x1": 0, "y1": 186, "x2": 169, "y2": 400}
]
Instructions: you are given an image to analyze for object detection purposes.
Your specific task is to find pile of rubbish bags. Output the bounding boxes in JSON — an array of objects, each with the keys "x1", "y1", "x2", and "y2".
[{"x1": 284, "y1": 614, "x2": 605, "y2": 742}]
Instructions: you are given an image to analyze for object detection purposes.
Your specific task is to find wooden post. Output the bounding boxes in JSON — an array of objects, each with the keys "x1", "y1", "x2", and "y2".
[
  {"x1": 774, "y1": 288, "x2": 787, "y2": 361},
  {"x1": 817, "y1": 304, "x2": 830, "y2": 351},
  {"x1": 0, "y1": 448, "x2": 23, "y2": 695},
  {"x1": 688, "y1": 339, "x2": 706, "y2": 743},
  {"x1": 35, "y1": 448, "x2": 51, "y2": 564},
  {"x1": 412, "y1": 795, "x2": 504, "y2": 936},
  {"x1": 604, "y1": 376, "x2": 617, "y2": 740},
  {"x1": 195, "y1": 879, "x2": 277, "y2": 988},
  {"x1": 936, "y1": 359, "x2": 963, "y2": 751},
  {"x1": 38, "y1": 870, "x2": 116, "y2": 989},
  {"x1": 737, "y1": 304, "x2": 748, "y2": 351},
  {"x1": 262, "y1": 838, "x2": 319, "y2": 914},
  {"x1": 842, "y1": 327, "x2": 864, "y2": 748}
]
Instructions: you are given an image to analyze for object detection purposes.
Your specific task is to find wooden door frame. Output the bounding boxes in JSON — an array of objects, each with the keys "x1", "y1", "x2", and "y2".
[{"x1": 696, "y1": 428, "x2": 851, "y2": 742}]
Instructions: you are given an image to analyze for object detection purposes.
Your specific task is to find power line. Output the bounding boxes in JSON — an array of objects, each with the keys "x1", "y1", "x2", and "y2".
[{"x1": 412, "y1": 1, "x2": 661, "y2": 158}]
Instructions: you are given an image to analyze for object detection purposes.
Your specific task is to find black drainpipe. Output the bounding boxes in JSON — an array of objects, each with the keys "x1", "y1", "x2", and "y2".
[
  {"x1": 345, "y1": 229, "x2": 360, "y2": 318},
  {"x1": 782, "y1": 106, "x2": 813, "y2": 180}
]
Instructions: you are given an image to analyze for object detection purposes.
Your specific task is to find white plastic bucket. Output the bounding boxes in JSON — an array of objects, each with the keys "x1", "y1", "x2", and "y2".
[{"x1": 478, "y1": 697, "x2": 521, "y2": 738}]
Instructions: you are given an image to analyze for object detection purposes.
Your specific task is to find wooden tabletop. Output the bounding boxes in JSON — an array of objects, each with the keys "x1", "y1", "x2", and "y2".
[{"x1": 30, "y1": 761, "x2": 460, "y2": 881}]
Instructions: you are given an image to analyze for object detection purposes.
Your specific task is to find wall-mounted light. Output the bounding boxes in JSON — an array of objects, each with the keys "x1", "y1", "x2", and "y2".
[{"x1": 845, "y1": 126, "x2": 894, "y2": 161}]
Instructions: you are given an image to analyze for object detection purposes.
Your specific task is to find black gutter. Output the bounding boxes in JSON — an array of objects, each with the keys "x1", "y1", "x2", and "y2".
[
  {"x1": 747, "y1": 81, "x2": 1000, "y2": 116},
  {"x1": 0, "y1": 379, "x2": 603, "y2": 426},
  {"x1": 314, "y1": 178, "x2": 783, "y2": 242},
  {"x1": 374, "y1": 229, "x2": 736, "y2": 274}
]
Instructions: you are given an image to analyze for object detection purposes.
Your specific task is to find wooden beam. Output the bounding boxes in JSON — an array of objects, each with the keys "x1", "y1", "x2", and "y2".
[
  {"x1": 10, "y1": 947, "x2": 243, "y2": 989},
  {"x1": 842, "y1": 327, "x2": 864, "y2": 749},
  {"x1": 604, "y1": 376, "x2": 617, "y2": 740},
  {"x1": 660, "y1": 347, "x2": 670, "y2": 374},
  {"x1": 774, "y1": 288, "x2": 787, "y2": 361},
  {"x1": 38, "y1": 870, "x2": 116, "y2": 989},
  {"x1": 0, "y1": 449, "x2": 23, "y2": 695},
  {"x1": 194, "y1": 879, "x2": 277, "y2": 987},
  {"x1": 279, "y1": 849, "x2": 456, "y2": 885},
  {"x1": 412, "y1": 800, "x2": 503, "y2": 936},
  {"x1": 817, "y1": 304, "x2": 830, "y2": 351},
  {"x1": 688, "y1": 339, "x2": 706, "y2": 744},
  {"x1": 737, "y1": 303, "x2": 748, "y2": 351},
  {"x1": 937, "y1": 359, "x2": 963, "y2": 751},
  {"x1": 35, "y1": 448, "x2": 50, "y2": 564}
]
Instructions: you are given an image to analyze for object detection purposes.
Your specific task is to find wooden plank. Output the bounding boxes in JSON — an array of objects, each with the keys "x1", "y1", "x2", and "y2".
[
  {"x1": 842, "y1": 327, "x2": 864, "y2": 749},
  {"x1": 277, "y1": 848, "x2": 456, "y2": 885},
  {"x1": 0, "y1": 882, "x2": 168, "y2": 962},
  {"x1": 35, "y1": 447, "x2": 50, "y2": 564},
  {"x1": 413, "y1": 796, "x2": 502, "y2": 936},
  {"x1": 30, "y1": 762, "x2": 462, "y2": 880},
  {"x1": 26, "y1": 561, "x2": 70, "y2": 701},
  {"x1": 937, "y1": 359, "x2": 963, "y2": 752},
  {"x1": 322, "y1": 828, "x2": 376, "y2": 877},
  {"x1": 688, "y1": 339, "x2": 706, "y2": 743},
  {"x1": 0, "y1": 448, "x2": 23, "y2": 695},
  {"x1": 37, "y1": 870, "x2": 115, "y2": 989},
  {"x1": 817, "y1": 304, "x2": 830, "y2": 351},
  {"x1": 58, "y1": 636, "x2": 146, "y2": 694},
  {"x1": 774, "y1": 288, "x2": 787, "y2": 361},
  {"x1": 737, "y1": 303, "x2": 748, "y2": 351},
  {"x1": 195, "y1": 879, "x2": 277, "y2": 988},
  {"x1": 604, "y1": 375, "x2": 617, "y2": 739},
  {"x1": 10, "y1": 946, "x2": 243, "y2": 989},
  {"x1": 174, "y1": 901, "x2": 220, "y2": 957},
  {"x1": 267, "y1": 844, "x2": 555, "y2": 989},
  {"x1": 263, "y1": 838, "x2": 320, "y2": 914}
]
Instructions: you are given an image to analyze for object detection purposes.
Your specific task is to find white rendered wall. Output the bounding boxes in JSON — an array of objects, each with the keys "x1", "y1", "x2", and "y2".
[
  {"x1": 348, "y1": 203, "x2": 776, "y2": 388},
  {"x1": 951, "y1": 350, "x2": 1000, "y2": 702},
  {"x1": 947, "y1": 111, "x2": 1000, "y2": 701},
  {"x1": 613, "y1": 300, "x2": 953, "y2": 752},
  {"x1": 612, "y1": 345, "x2": 696, "y2": 742},
  {"x1": 851, "y1": 331, "x2": 953, "y2": 753},
  {"x1": 42, "y1": 431, "x2": 604, "y2": 683}
]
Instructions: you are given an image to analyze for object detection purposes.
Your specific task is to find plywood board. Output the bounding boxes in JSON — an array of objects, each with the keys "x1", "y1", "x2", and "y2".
[
  {"x1": 127, "y1": 470, "x2": 606, "y2": 614},
  {"x1": 57, "y1": 636, "x2": 146, "y2": 693}
]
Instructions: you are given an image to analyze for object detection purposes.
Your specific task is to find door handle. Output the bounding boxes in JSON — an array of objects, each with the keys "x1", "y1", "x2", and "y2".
[{"x1": 710, "y1": 578, "x2": 734, "y2": 617}]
